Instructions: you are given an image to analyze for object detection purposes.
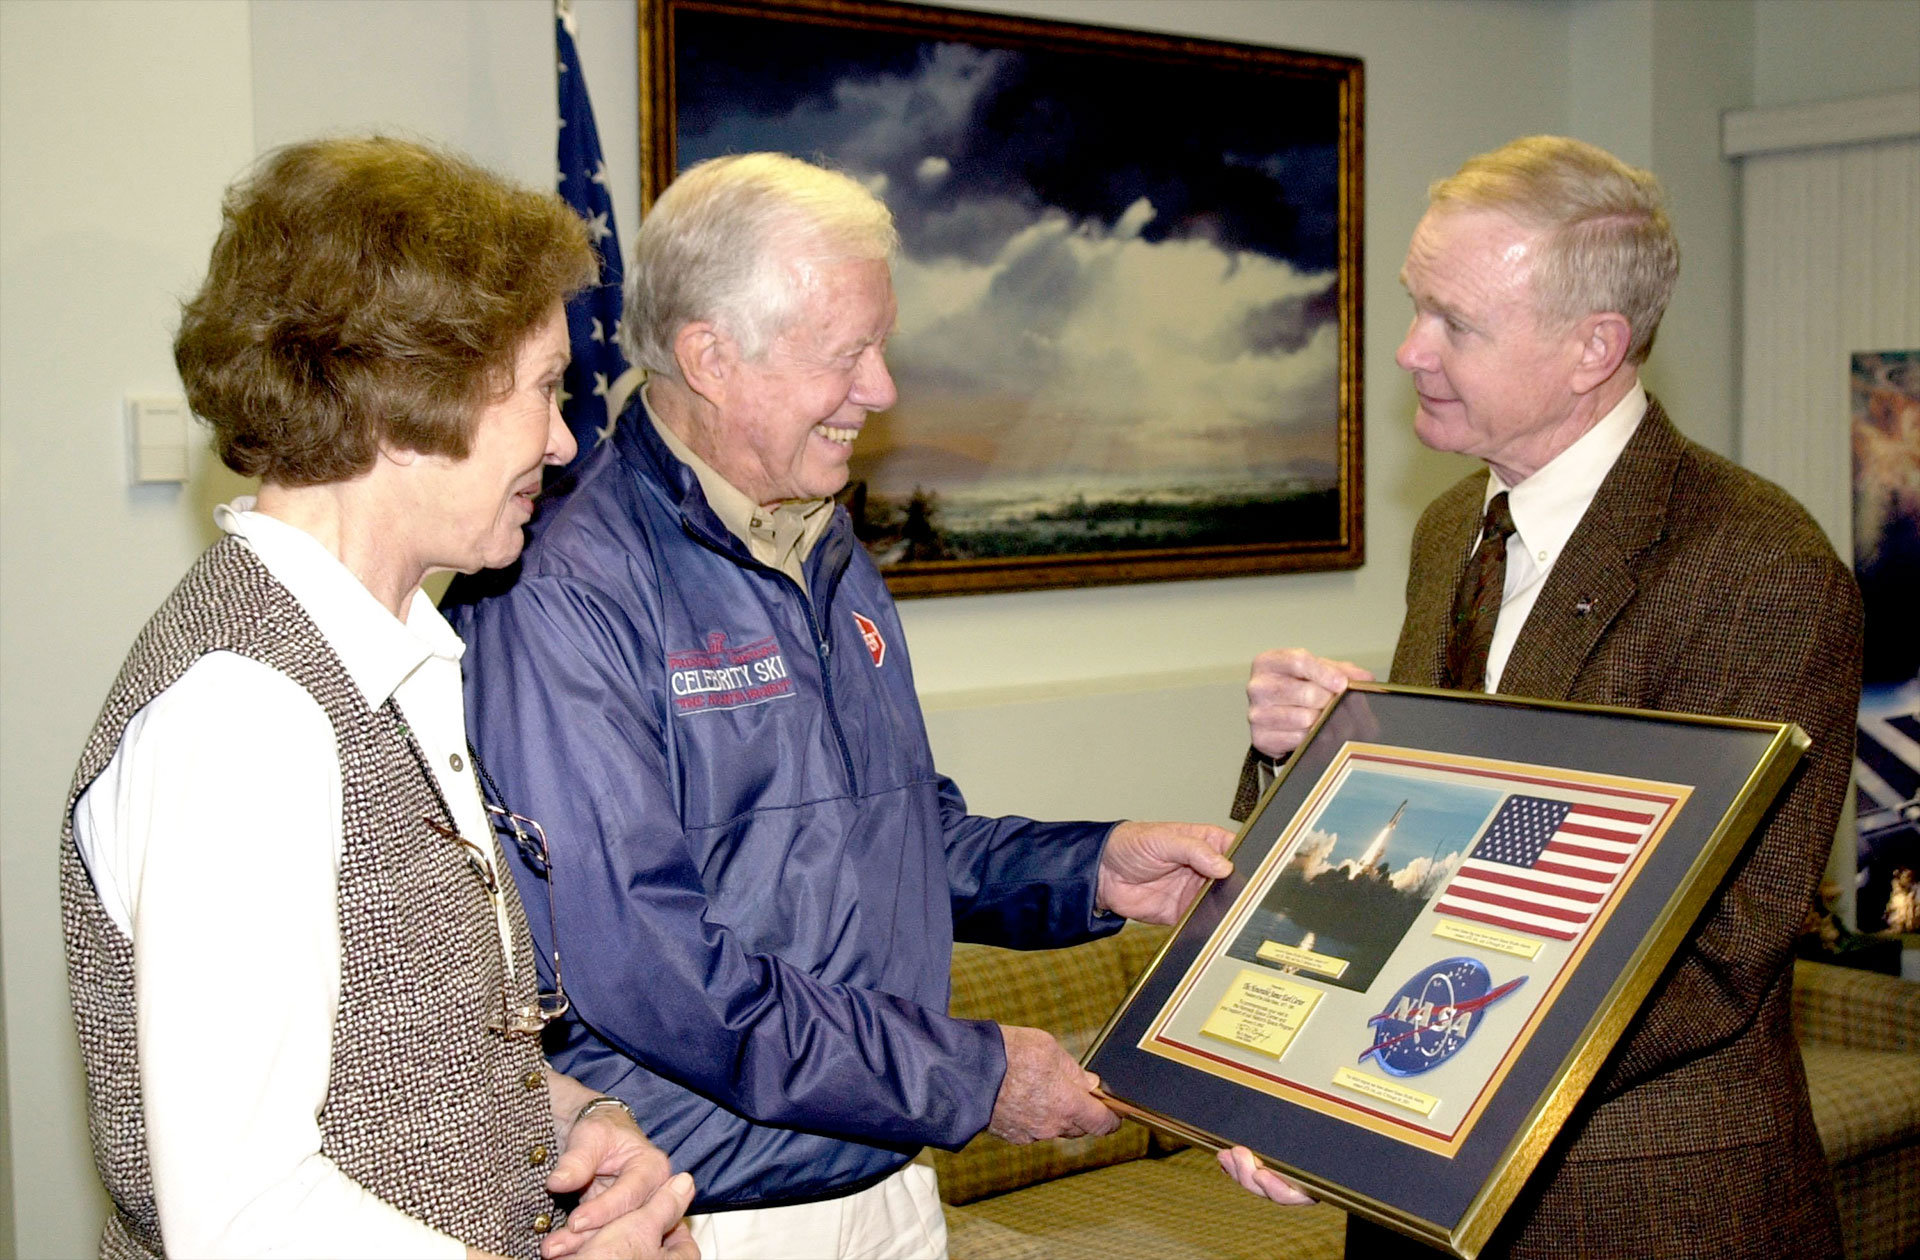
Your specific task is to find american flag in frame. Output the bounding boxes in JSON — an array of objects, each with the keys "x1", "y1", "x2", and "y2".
[{"x1": 1433, "y1": 792, "x2": 1661, "y2": 943}]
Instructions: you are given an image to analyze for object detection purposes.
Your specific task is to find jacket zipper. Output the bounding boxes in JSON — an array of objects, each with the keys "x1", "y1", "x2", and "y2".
[{"x1": 795, "y1": 588, "x2": 859, "y2": 796}]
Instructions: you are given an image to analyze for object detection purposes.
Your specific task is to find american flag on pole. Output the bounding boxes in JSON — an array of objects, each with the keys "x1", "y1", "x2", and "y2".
[
  {"x1": 554, "y1": 0, "x2": 639, "y2": 463},
  {"x1": 1432, "y1": 793, "x2": 1657, "y2": 941}
]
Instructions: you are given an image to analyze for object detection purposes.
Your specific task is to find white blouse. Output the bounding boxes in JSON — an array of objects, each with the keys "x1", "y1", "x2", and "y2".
[{"x1": 72, "y1": 501, "x2": 506, "y2": 1259}]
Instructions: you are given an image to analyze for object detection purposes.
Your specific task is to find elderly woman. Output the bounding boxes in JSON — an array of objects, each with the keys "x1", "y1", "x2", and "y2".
[{"x1": 60, "y1": 138, "x2": 697, "y2": 1260}]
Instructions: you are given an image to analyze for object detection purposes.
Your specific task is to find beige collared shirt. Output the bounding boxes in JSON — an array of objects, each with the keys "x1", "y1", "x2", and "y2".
[{"x1": 648, "y1": 394, "x2": 835, "y2": 593}]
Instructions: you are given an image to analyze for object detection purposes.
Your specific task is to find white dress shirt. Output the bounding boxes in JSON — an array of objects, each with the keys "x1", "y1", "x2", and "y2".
[
  {"x1": 1481, "y1": 382, "x2": 1648, "y2": 691},
  {"x1": 72, "y1": 501, "x2": 500, "y2": 1259}
]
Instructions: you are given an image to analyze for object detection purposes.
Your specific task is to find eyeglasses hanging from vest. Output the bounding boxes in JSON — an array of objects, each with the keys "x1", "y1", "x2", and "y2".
[{"x1": 425, "y1": 764, "x2": 570, "y2": 1040}]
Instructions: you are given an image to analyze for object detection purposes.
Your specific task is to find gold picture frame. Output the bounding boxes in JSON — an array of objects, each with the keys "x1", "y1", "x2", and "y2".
[{"x1": 1084, "y1": 683, "x2": 1809, "y2": 1257}]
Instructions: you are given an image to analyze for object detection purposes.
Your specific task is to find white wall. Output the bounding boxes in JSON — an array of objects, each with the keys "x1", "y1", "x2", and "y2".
[
  {"x1": 1, "y1": 4, "x2": 257, "y2": 1256},
  {"x1": 1645, "y1": 0, "x2": 1754, "y2": 458},
  {"x1": 2, "y1": 1, "x2": 1911, "y2": 1255},
  {"x1": 1567, "y1": 0, "x2": 1753, "y2": 461},
  {"x1": 1754, "y1": 0, "x2": 1920, "y2": 109},
  {"x1": 250, "y1": 0, "x2": 641, "y2": 243}
]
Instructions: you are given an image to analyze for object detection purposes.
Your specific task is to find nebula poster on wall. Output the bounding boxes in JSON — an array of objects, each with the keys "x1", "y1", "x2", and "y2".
[{"x1": 1851, "y1": 349, "x2": 1920, "y2": 934}]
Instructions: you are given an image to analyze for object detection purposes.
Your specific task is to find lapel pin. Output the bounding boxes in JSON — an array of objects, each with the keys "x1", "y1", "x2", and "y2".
[{"x1": 1574, "y1": 597, "x2": 1594, "y2": 616}]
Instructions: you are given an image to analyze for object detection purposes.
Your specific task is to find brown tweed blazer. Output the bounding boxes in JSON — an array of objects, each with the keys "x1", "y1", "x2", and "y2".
[{"x1": 1384, "y1": 399, "x2": 1859, "y2": 1259}]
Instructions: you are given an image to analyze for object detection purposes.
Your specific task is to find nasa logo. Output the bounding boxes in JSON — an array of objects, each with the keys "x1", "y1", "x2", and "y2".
[
  {"x1": 851, "y1": 611, "x2": 886, "y2": 667},
  {"x1": 1360, "y1": 957, "x2": 1525, "y2": 1076}
]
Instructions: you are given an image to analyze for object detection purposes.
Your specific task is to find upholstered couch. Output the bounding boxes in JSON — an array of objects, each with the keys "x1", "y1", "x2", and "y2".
[
  {"x1": 1793, "y1": 955, "x2": 1920, "y2": 1259},
  {"x1": 931, "y1": 926, "x2": 1920, "y2": 1260}
]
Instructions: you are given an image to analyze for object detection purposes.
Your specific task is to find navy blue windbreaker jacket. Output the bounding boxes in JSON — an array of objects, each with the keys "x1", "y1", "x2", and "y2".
[{"x1": 445, "y1": 408, "x2": 1120, "y2": 1209}]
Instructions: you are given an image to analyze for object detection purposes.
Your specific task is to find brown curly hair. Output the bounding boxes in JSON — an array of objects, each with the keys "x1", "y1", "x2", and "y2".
[{"x1": 175, "y1": 137, "x2": 595, "y2": 486}]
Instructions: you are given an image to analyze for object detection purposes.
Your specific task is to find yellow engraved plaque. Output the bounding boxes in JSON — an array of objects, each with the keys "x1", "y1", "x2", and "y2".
[
  {"x1": 1254, "y1": 939, "x2": 1351, "y2": 979},
  {"x1": 1200, "y1": 969, "x2": 1322, "y2": 1058},
  {"x1": 1433, "y1": 918, "x2": 1543, "y2": 961},
  {"x1": 1333, "y1": 1066, "x2": 1441, "y2": 1117}
]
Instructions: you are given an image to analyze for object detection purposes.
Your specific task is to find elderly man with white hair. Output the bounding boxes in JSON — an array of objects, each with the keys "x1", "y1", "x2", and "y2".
[
  {"x1": 1228, "y1": 136, "x2": 1859, "y2": 1258},
  {"x1": 447, "y1": 152, "x2": 1240, "y2": 1260}
]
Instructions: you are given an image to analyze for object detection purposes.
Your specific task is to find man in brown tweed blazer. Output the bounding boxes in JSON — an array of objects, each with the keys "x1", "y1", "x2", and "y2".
[{"x1": 1224, "y1": 137, "x2": 1860, "y2": 1258}]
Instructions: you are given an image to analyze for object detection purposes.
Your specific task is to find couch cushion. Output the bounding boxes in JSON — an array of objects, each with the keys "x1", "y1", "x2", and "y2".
[
  {"x1": 1792, "y1": 960, "x2": 1920, "y2": 1053},
  {"x1": 954, "y1": 1146, "x2": 1347, "y2": 1260},
  {"x1": 1801, "y1": 1043, "x2": 1920, "y2": 1166},
  {"x1": 1110, "y1": 921, "x2": 1174, "y2": 984},
  {"x1": 940, "y1": 1208, "x2": 1056, "y2": 1260},
  {"x1": 1831, "y1": 1144, "x2": 1920, "y2": 1260},
  {"x1": 932, "y1": 926, "x2": 1171, "y2": 1204}
]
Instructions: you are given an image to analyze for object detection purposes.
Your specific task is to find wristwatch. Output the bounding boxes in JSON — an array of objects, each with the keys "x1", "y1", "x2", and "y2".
[{"x1": 573, "y1": 1095, "x2": 639, "y2": 1130}]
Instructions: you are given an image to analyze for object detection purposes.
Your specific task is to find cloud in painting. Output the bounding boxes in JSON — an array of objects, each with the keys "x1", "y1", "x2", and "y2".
[
  {"x1": 887, "y1": 197, "x2": 1338, "y2": 476},
  {"x1": 672, "y1": 22, "x2": 1346, "y2": 482},
  {"x1": 824, "y1": 42, "x2": 1012, "y2": 165}
]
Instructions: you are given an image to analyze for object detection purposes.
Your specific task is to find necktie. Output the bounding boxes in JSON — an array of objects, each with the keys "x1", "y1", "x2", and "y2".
[{"x1": 1446, "y1": 491, "x2": 1516, "y2": 692}]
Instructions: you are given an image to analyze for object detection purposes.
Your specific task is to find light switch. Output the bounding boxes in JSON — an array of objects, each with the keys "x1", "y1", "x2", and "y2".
[{"x1": 129, "y1": 394, "x2": 189, "y2": 483}]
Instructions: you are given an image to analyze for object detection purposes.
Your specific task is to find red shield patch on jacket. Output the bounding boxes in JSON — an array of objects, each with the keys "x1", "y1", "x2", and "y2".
[{"x1": 850, "y1": 611, "x2": 886, "y2": 667}]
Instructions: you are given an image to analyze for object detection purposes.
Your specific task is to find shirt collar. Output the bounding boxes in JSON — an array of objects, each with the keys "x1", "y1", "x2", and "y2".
[
  {"x1": 643, "y1": 385, "x2": 833, "y2": 563},
  {"x1": 215, "y1": 498, "x2": 462, "y2": 710},
  {"x1": 1487, "y1": 380, "x2": 1647, "y2": 570},
  {"x1": 647, "y1": 395, "x2": 766, "y2": 546}
]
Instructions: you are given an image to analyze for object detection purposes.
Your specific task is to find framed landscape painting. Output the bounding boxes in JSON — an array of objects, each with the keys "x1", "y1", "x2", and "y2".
[{"x1": 640, "y1": 0, "x2": 1364, "y2": 595}]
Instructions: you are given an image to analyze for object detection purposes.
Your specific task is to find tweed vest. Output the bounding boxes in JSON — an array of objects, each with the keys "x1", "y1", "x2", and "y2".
[{"x1": 61, "y1": 537, "x2": 557, "y2": 1259}]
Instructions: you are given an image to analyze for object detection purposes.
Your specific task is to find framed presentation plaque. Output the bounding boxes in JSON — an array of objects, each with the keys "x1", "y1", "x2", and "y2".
[{"x1": 1084, "y1": 683, "x2": 1810, "y2": 1257}]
